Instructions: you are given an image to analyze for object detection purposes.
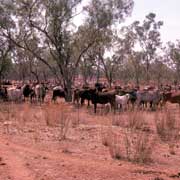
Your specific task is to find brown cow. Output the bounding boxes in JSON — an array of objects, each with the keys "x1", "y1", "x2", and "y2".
[{"x1": 163, "y1": 91, "x2": 180, "y2": 106}]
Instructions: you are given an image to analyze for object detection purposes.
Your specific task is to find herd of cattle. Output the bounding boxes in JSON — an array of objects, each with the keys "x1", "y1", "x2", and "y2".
[
  {"x1": 73, "y1": 83, "x2": 180, "y2": 113},
  {"x1": 0, "y1": 82, "x2": 180, "y2": 113}
]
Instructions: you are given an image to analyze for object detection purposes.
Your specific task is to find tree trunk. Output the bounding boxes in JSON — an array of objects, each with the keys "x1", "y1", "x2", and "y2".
[
  {"x1": 31, "y1": 72, "x2": 39, "y2": 83},
  {"x1": 96, "y1": 59, "x2": 100, "y2": 83},
  {"x1": 0, "y1": 73, "x2": 2, "y2": 86},
  {"x1": 146, "y1": 60, "x2": 150, "y2": 83},
  {"x1": 135, "y1": 74, "x2": 139, "y2": 86},
  {"x1": 177, "y1": 62, "x2": 180, "y2": 84},
  {"x1": 108, "y1": 73, "x2": 112, "y2": 88},
  {"x1": 42, "y1": 71, "x2": 47, "y2": 82},
  {"x1": 83, "y1": 71, "x2": 88, "y2": 85},
  {"x1": 63, "y1": 77, "x2": 73, "y2": 102}
]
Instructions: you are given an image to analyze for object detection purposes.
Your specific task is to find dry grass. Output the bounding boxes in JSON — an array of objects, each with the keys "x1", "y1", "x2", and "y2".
[
  {"x1": 0, "y1": 100, "x2": 179, "y2": 168},
  {"x1": 127, "y1": 111, "x2": 146, "y2": 131},
  {"x1": 59, "y1": 110, "x2": 71, "y2": 140},
  {"x1": 111, "y1": 114, "x2": 125, "y2": 127},
  {"x1": 133, "y1": 131, "x2": 156, "y2": 163},
  {"x1": 103, "y1": 110, "x2": 155, "y2": 164},
  {"x1": 155, "y1": 108, "x2": 179, "y2": 141},
  {"x1": 44, "y1": 104, "x2": 72, "y2": 140},
  {"x1": 109, "y1": 132, "x2": 122, "y2": 160},
  {"x1": 0, "y1": 102, "x2": 75, "y2": 142},
  {"x1": 71, "y1": 106, "x2": 80, "y2": 128},
  {"x1": 107, "y1": 129, "x2": 155, "y2": 163},
  {"x1": 0, "y1": 103, "x2": 25, "y2": 134},
  {"x1": 101, "y1": 126, "x2": 113, "y2": 147},
  {"x1": 155, "y1": 108, "x2": 180, "y2": 154}
]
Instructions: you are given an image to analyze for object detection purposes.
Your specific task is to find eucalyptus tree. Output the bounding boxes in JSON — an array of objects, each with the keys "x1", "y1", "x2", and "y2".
[
  {"x1": 79, "y1": 53, "x2": 96, "y2": 85},
  {"x1": 165, "y1": 41, "x2": 180, "y2": 84},
  {"x1": 131, "y1": 13, "x2": 163, "y2": 82},
  {"x1": 151, "y1": 57, "x2": 174, "y2": 86},
  {"x1": 3, "y1": 0, "x2": 134, "y2": 101},
  {"x1": 0, "y1": 1, "x2": 14, "y2": 83},
  {"x1": 84, "y1": 0, "x2": 134, "y2": 87},
  {"x1": 129, "y1": 51, "x2": 144, "y2": 85}
]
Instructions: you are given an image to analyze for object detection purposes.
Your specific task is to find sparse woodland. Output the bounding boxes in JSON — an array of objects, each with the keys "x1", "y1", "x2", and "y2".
[
  {"x1": 0, "y1": 1, "x2": 180, "y2": 180},
  {"x1": 0, "y1": 0, "x2": 180, "y2": 99}
]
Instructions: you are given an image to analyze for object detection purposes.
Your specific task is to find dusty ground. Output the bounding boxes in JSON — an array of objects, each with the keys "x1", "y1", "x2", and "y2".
[{"x1": 0, "y1": 99, "x2": 180, "y2": 180}]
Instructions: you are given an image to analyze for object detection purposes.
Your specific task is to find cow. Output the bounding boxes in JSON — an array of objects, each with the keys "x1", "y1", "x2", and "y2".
[
  {"x1": 0, "y1": 87, "x2": 8, "y2": 101},
  {"x1": 34, "y1": 84, "x2": 47, "y2": 103},
  {"x1": 136, "y1": 89, "x2": 162, "y2": 110},
  {"x1": 7, "y1": 86, "x2": 23, "y2": 102},
  {"x1": 22, "y1": 84, "x2": 36, "y2": 102},
  {"x1": 73, "y1": 83, "x2": 110, "y2": 108},
  {"x1": 73, "y1": 88, "x2": 81, "y2": 105},
  {"x1": 115, "y1": 94, "x2": 130, "y2": 111},
  {"x1": 73, "y1": 88, "x2": 93, "y2": 106},
  {"x1": 163, "y1": 91, "x2": 180, "y2": 106},
  {"x1": 117, "y1": 89, "x2": 137, "y2": 109},
  {"x1": 89, "y1": 89, "x2": 116, "y2": 113},
  {"x1": 52, "y1": 86, "x2": 65, "y2": 102},
  {"x1": 95, "y1": 82, "x2": 106, "y2": 92}
]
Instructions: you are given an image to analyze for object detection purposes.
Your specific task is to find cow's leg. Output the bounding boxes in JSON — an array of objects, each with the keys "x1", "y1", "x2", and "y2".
[
  {"x1": 113, "y1": 103, "x2": 116, "y2": 114},
  {"x1": 87, "y1": 100, "x2": 90, "y2": 107},
  {"x1": 52, "y1": 95, "x2": 55, "y2": 102},
  {"x1": 73, "y1": 96, "x2": 76, "y2": 104},
  {"x1": 30, "y1": 95, "x2": 33, "y2": 103},
  {"x1": 110, "y1": 101, "x2": 116, "y2": 114},
  {"x1": 53, "y1": 96, "x2": 57, "y2": 103},
  {"x1": 149, "y1": 101, "x2": 152, "y2": 110},
  {"x1": 139, "y1": 101, "x2": 143, "y2": 110},
  {"x1": 31, "y1": 93, "x2": 36, "y2": 103},
  {"x1": 131, "y1": 101, "x2": 135, "y2": 111},
  {"x1": 115, "y1": 102, "x2": 119, "y2": 113},
  {"x1": 77, "y1": 97, "x2": 80, "y2": 105},
  {"x1": 94, "y1": 103, "x2": 97, "y2": 113},
  {"x1": 81, "y1": 98, "x2": 84, "y2": 106},
  {"x1": 145, "y1": 101, "x2": 148, "y2": 109}
]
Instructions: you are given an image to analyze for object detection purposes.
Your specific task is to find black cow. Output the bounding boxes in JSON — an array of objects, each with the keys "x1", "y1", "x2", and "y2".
[
  {"x1": 52, "y1": 87, "x2": 65, "y2": 102},
  {"x1": 73, "y1": 88, "x2": 92, "y2": 106},
  {"x1": 22, "y1": 84, "x2": 36, "y2": 102},
  {"x1": 95, "y1": 82, "x2": 106, "y2": 92},
  {"x1": 0, "y1": 87, "x2": 8, "y2": 101},
  {"x1": 90, "y1": 89, "x2": 116, "y2": 113}
]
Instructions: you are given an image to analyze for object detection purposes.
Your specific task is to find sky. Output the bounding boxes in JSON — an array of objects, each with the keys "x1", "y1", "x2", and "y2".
[
  {"x1": 122, "y1": 0, "x2": 180, "y2": 44},
  {"x1": 74, "y1": 0, "x2": 180, "y2": 44}
]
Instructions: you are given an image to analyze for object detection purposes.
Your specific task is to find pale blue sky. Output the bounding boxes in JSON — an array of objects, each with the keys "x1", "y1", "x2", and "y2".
[
  {"x1": 123, "y1": 0, "x2": 180, "y2": 44},
  {"x1": 75, "y1": 0, "x2": 180, "y2": 44}
]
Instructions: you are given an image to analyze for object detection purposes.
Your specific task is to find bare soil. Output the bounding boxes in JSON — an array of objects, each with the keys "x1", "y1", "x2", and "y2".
[{"x1": 0, "y1": 99, "x2": 180, "y2": 180}]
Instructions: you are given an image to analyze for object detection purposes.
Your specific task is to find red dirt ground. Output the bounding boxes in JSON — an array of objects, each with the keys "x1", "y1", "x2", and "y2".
[{"x1": 0, "y1": 100, "x2": 180, "y2": 180}]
